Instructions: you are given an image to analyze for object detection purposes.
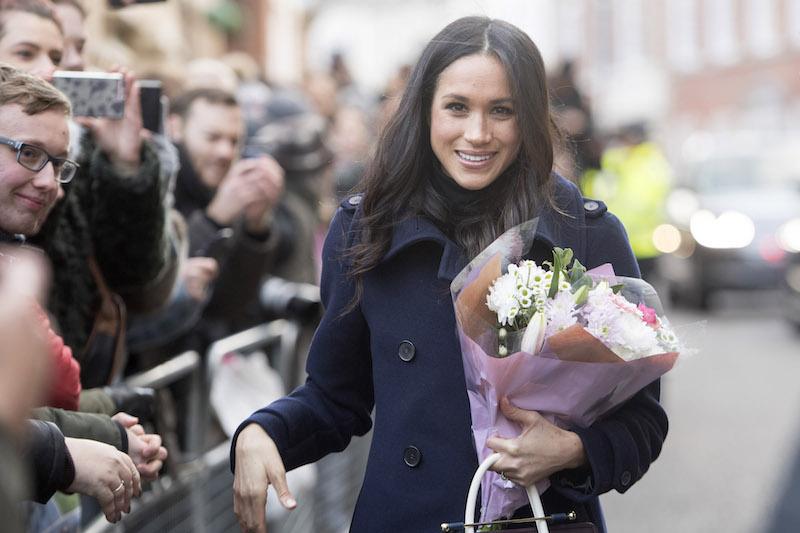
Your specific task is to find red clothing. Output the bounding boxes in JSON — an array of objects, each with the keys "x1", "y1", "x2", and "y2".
[{"x1": 35, "y1": 308, "x2": 81, "y2": 410}]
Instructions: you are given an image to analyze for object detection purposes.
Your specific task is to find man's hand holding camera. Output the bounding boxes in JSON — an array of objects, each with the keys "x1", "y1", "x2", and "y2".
[
  {"x1": 206, "y1": 155, "x2": 285, "y2": 235},
  {"x1": 77, "y1": 69, "x2": 144, "y2": 176}
]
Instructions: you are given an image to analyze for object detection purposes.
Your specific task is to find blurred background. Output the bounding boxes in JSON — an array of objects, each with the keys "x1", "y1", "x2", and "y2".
[{"x1": 71, "y1": 0, "x2": 800, "y2": 532}]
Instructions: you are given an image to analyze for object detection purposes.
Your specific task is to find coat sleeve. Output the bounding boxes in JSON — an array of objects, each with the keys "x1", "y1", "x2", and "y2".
[
  {"x1": 230, "y1": 206, "x2": 374, "y2": 473},
  {"x1": 24, "y1": 420, "x2": 75, "y2": 503},
  {"x1": 88, "y1": 140, "x2": 175, "y2": 313},
  {"x1": 551, "y1": 209, "x2": 669, "y2": 499},
  {"x1": 30, "y1": 407, "x2": 127, "y2": 453}
]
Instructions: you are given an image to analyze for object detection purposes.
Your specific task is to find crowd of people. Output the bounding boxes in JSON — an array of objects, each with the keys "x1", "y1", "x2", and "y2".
[
  {"x1": 1, "y1": 1, "x2": 671, "y2": 533},
  {"x1": 0, "y1": 0, "x2": 381, "y2": 530}
]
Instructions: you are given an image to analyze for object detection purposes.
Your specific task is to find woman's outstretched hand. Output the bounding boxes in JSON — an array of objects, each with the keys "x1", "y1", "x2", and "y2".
[
  {"x1": 486, "y1": 397, "x2": 587, "y2": 487},
  {"x1": 233, "y1": 424, "x2": 296, "y2": 533}
]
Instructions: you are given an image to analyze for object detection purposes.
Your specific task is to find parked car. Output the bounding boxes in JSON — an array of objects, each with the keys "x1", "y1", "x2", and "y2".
[
  {"x1": 658, "y1": 135, "x2": 800, "y2": 309},
  {"x1": 784, "y1": 244, "x2": 800, "y2": 330}
]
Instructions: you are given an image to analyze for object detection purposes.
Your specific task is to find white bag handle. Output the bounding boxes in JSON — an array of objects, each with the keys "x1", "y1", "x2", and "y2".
[{"x1": 465, "y1": 452, "x2": 549, "y2": 533}]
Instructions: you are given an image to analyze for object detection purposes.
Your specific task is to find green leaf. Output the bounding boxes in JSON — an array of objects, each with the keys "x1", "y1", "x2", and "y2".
[
  {"x1": 611, "y1": 283, "x2": 625, "y2": 294},
  {"x1": 568, "y1": 258, "x2": 587, "y2": 284},
  {"x1": 548, "y1": 265, "x2": 560, "y2": 298},
  {"x1": 573, "y1": 284, "x2": 589, "y2": 306}
]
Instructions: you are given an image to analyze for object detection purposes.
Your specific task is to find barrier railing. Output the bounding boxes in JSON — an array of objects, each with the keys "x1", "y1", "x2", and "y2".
[{"x1": 84, "y1": 319, "x2": 316, "y2": 533}]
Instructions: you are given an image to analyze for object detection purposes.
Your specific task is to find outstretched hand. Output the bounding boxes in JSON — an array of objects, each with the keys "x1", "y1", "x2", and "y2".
[
  {"x1": 233, "y1": 424, "x2": 296, "y2": 533},
  {"x1": 486, "y1": 397, "x2": 586, "y2": 487}
]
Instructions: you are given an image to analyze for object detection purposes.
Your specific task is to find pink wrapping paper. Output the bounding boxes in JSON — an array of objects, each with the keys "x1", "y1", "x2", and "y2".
[{"x1": 451, "y1": 220, "x2": 681, "y2": 522}]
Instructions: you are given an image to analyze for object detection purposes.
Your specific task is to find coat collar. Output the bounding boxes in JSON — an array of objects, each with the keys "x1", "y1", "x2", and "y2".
[
  {"x1": 382, "y1": 210, "x2": 563, "y2": 282},
  {"x1": 375, "y1": 175, "x2": 583, "y2": 282}
]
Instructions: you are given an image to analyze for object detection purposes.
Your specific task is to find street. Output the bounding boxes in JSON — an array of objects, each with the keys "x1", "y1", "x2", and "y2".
[{"x1": 601, "y1": 291, "x2": 800, "y2": 533}]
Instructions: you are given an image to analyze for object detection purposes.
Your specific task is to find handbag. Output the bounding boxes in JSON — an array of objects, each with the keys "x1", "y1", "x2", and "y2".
[
  {"x1": 79, "y1": 256, "x2": 128, "y2": 388},
  {"x1": 446, "y1": 453, "x2": 598, "y2": 533}
]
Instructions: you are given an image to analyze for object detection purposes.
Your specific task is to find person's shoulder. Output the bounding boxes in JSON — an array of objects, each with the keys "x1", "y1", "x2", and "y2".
[
  {"x1": 551, "y1": 174, "x2": 608, "y2": 220},
  {"x1": 335, "y1": 193, "x2": 364, "y2": 226},
  {"x1": 339, "y1": 193, "x2": 363, "y2": 213},
  {"x1": 581, "y1": 197, "x2": 608, "y2": 220}
]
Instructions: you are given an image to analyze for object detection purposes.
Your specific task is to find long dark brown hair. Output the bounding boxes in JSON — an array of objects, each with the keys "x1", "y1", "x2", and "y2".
[{"x1": 347, "y1": 16, "x2": 560, "y2": 305}]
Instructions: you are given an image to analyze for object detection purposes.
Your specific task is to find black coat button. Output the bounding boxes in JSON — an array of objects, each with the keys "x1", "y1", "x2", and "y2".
[
  {"x1": 398, "y1": 340, "x2": 416, "y2": 362},
  {"x1": 403, "y1": 446, "x2": 421, "y2": 467},
  {"x1": 620, "y1": 470, "x2": 632, "y2": 487}
]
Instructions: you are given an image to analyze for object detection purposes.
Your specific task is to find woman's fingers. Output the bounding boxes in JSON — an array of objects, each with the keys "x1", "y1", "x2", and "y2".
[
  {"x1": 233, "y1": 425, "x2": 295, "y2": 533},
  {"x1": 268, "y1": 465, "x2": 296, "y2": 510},
  {"x1": 233, "y1": 465, "x2": 269, "y2": 533}
]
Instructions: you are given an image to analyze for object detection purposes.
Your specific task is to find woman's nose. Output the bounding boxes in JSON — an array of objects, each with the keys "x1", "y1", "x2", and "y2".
[{"x1": 463, "y1": 114, "x2": 492, "y2": 145}]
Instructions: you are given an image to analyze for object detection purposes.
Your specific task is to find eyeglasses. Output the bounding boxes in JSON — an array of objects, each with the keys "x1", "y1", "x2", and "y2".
[{"x1": 0, "y1": 136, "x2": 79, "y2": 184}]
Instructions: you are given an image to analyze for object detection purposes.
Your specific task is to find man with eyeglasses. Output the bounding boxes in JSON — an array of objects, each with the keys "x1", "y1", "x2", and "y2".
[
  {"x1": 0, "y1": 64, "x2": 156, "y2": 530},
  {"x1": 0, "y1": 68, "x2": 71, "y2": 237}
]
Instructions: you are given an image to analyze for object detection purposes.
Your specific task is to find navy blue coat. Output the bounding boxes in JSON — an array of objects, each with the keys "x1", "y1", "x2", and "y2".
[{"x1": 232, "y1": 176, "x2": 668, "y2": 532}]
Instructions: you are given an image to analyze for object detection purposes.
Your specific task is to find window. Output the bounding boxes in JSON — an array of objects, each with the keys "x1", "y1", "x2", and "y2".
[
  {"x1": 744, "y1": 0, "x2": 779, "y2": 57},
  {"x1": 704, "y1": 0, "x2": 737, "y2": 64},
  {"x1": 667, "y1": 0, "x2": 699, "y2": 71},
  {"x1": 613, "y1": 0, "x2": 645, "y2": 65}
]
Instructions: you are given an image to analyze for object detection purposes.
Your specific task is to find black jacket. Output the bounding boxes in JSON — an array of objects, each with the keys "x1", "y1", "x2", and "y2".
[{"x1": 24, "y1": 420, "x2": 74, "y2": 503}]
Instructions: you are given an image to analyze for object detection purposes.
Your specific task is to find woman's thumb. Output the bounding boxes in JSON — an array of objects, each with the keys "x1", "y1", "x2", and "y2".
[
  {"x1": 271, "y1": 473, "x2": 297, "y2": 510},
  {"x1": 499, "y1": 397, "x2": 530, "y2": 423}
]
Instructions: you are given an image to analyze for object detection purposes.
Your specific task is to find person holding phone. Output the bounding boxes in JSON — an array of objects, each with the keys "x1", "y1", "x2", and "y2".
[
  {"x1": 0, "y1": 63, "x2": 167, "y2": 526},
  {"x1": 166, "y1": 88, "x2": 285, "y2": 345},
  {"x1": 0, "y1": 0, "x2": 177, "y2": 389}
]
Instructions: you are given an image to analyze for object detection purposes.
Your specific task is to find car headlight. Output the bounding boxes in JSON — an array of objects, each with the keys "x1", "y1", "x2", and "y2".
[
  {"x1": 652, "y1": 224, "x2": 682, "y2": 254},
  {"x1": 689, "y1": 209, "x2": 755, "y2": 249},
  {"x1": 777, "y1": 219, "x2": 800, "y2": 253},
  {"x1": 666, "y1": 188, "x2": 700, "y2": 226}
]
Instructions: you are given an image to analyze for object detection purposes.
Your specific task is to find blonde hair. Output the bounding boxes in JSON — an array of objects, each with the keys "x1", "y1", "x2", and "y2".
[{"x1": 0, "y1": 63, "x2": 71, "y2": 116}]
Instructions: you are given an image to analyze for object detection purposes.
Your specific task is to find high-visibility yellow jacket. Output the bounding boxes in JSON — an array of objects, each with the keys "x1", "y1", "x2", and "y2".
[{"x1": 581, "y1": 142, "x2": 672, "y2": 259}]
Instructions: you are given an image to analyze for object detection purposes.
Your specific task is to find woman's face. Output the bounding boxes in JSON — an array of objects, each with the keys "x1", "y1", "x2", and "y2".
[
  {"x1": 0, "y1": 11, "x2": 63, "y2": 80},
  {"x1": 430, "y1": 53, "x2": 521, "y2": 191}
]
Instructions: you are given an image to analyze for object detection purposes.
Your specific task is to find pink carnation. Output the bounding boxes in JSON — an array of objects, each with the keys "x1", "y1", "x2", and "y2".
[{"x1": 638, "y1": 303, "x2": 658, "y2": 326}]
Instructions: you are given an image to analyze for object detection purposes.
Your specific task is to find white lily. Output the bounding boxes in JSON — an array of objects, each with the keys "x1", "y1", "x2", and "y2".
[{"x1": 520, "y1": 311, "x2": 546, "y2": 354}]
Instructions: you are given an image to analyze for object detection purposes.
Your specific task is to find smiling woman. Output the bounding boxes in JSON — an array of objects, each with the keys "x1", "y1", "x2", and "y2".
[{"x1": 232, "y1": 16, "x2": 666, "y2": 533}]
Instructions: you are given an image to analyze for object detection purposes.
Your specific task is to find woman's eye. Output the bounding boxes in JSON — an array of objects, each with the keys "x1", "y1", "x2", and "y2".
[
  {"x1": 445, "y1": 102, "x2": 467, "y2": 112},
  {"x1": 493, "y1": 106, "x2": 514, "y2": 116}
]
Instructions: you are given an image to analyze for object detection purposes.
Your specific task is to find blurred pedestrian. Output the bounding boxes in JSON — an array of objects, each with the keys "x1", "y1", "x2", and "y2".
[
  {"x1": 580, "y1": 123, "x2": 673, "y2": 282},
  {"x1": 549, "y1": 60, "x2": 601, "y2": 180},
  {"x1": 232, "y1": 16, "x2": 666, "y2": 533},
  {"x1": 168, "y1": 88, "x2": 284, "y2": 343}
]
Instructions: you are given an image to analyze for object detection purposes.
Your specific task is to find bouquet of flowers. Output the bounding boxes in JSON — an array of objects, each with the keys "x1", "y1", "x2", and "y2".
[{"x1": 451, "y1": 219, "x2": 690, "y2": 524}]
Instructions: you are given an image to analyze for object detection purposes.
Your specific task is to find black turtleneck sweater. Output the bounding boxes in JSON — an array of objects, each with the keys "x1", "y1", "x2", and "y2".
[{"x1": 425, "y1": 162, "x2": 511, "y2": 241}]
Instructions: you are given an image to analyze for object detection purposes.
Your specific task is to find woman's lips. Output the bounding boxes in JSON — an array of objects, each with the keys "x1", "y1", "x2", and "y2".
[{"x1": 456, "y1": 150, "x2": 495, "y2": 168}]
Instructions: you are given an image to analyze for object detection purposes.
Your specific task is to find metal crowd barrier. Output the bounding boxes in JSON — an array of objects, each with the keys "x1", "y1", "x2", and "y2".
[{"x1": 84, "y1": 320, "x2": 322, "y2": 533}]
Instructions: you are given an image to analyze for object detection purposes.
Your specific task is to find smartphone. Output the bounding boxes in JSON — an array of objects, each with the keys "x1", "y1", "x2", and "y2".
[
  {"x1": 192, "y1": 228, "x2": 234, "y2": 263},
  {"x1": 138, "y1": 80, "x2": 167, "y2": 134},
  {"x1": 52, "y1": 71, "x2": 125, "y2": 118},
  {"x1": 108, "y1": 0, "x2": 166, "y2": 8}
]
